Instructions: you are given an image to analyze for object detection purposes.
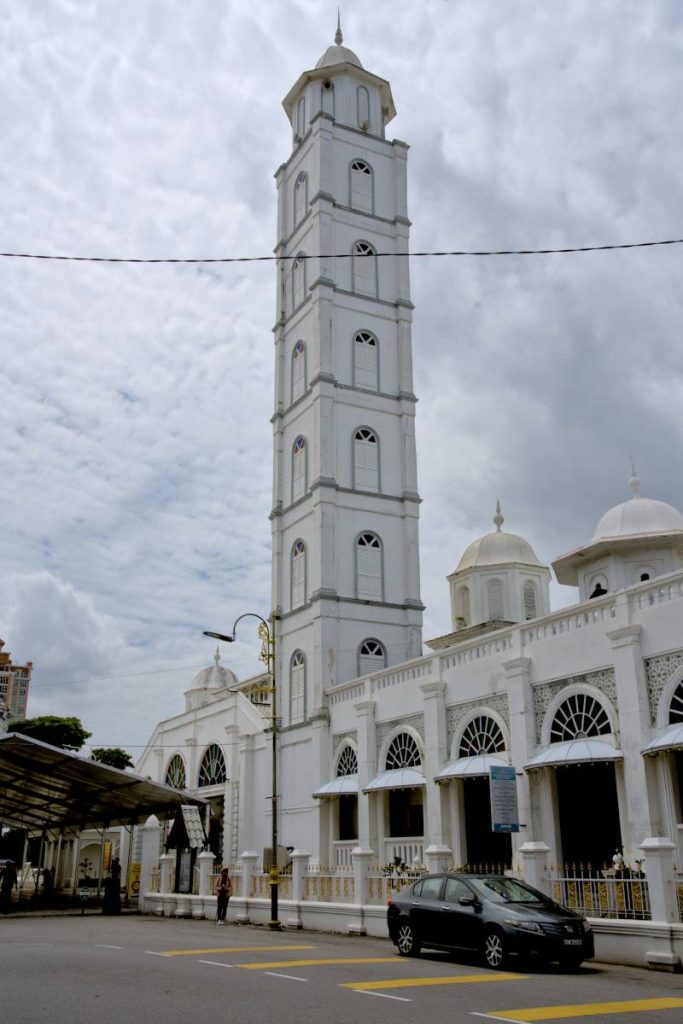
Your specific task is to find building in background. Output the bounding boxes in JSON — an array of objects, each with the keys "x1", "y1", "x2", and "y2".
[{"x1": 0, "y1": 639, "x2": 32, "y2": 721}]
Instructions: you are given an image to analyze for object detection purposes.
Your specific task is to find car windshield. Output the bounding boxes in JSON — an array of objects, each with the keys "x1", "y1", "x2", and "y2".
[{"x1": 469, "y1": 877, "x2": 547, "y2": 904}]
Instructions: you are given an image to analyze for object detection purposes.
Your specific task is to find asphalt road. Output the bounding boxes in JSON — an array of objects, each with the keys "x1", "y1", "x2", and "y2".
[{"x1": 1, "y1": 914, "x2": 682, "y2": 1024}]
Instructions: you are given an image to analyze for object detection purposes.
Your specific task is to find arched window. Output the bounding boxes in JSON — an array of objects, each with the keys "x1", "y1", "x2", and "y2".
[
  {"x1": 386, "y1": 732, "x2": 421, "y2": 769},
  {"x1": 357, "y1": 532, "x2": 382, "y2": 599},
  {"x1": 357, "y1": 85, "x2": 370, "y2": 130},
  {"x1": 523, "y1": 580, "x2": 537, "y2": 620},
  {"x1": 198, "y1": 744, "x2": 227, "y2": 787},
  {"x1": 296, "y1": 96, "x2": 305, "y2": 139},
  {"x1": 291, "y1": 340, "x2": 306, "y2": 402},
  {"x1": 294, "y1": 172, "x2": 307, "y2": 227},
  {"x1": 459, "y1": 716, "x2": 506, "y2": 757},
  {"x1": 588, "y1": 573, "x2": 608, "y2": 599},
  {"x1": 350, "y1": 159, "x2": 373, "y2": 213},
  {"x1": 353, "y1": 330, "x2": 378, "y2": 390},
  {"x1": 292, "y1": 436, "x2": 307, "y2": 502},
  {"x1": 669, "y1": 681, "x2": 683, "y2": 723},
  {"x1": 321, "y1": 78, "x2": 334, "y2": 116},
  {"x1": 337, "y1": 744, "x2": 358, "y2": 777},
  {"x1": 359, "y1": 638, "x2": 386, "y2": 675},
  {"x1": 487, "y1": 578, "x2": 505, "y2": 620},
  {"x1": 352, "y1": 240, "x2": 377, "y2": 297},
  {"x1": 457, "y1": 586, "x2": 471, "y2": 628},
  {"x1": 353, "y1": 427, "x2": 379, "y2": 491},
  {"x1": 291, "y1": 540, "x2": 306, "y2": 608},
  {"x1": 550, "y1": 693, "x2": 612, "y2": 742},
  {"x1": 165, "y1": 754, "x2": 186, "y2": 789},
  {"x1": 292, "y1": 253, "x2": 306, "y2": 310},
  {"x1": 290, "y1": 650, "x2": 305, "y2": 722}
]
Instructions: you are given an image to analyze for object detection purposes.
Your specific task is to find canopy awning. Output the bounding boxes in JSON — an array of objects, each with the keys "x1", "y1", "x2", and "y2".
[
  {"x1": 0, "y1": 732, "x2": 206, "y2": 833},
  {"x1": 642, "y1": 723, "x2": 683, "y2": 756},
  {"x1": 363, "y1": 767, "x2": 425, "y2": 792},
  {"x1": 312, "y1": 774, "x2": 358, "y2": 798},
  {"x1": 524, "y1": 738, "x2": 622, "y2": 771},
  {"x1": 434, "y1": 754, "x2": 509, "y2": 781}
]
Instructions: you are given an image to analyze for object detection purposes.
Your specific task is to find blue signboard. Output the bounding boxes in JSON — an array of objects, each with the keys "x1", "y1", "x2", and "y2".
[{"x1": 489, "y1": 765, "x2": 519, "y2": 833}]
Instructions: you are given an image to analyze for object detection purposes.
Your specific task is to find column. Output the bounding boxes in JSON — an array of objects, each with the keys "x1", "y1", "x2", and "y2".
[
  {"x1": 354, "y1": 699, "x2": 376, "y2": 854},
  {"x1": 518, "y1": 841, "x2": 551, "y2": 896},
  {"x1": 420, "y1": 680, "x2": 452, "y2": 870},
  {"x1": 503, "y1": 657, "x2": 535, "y2": 862},
  {"x1": 236, "y1": 851, "x2": 258, "y2": 924},
  {"x1": 607, "y1": 625, "x2": 658, "y2": 857}
]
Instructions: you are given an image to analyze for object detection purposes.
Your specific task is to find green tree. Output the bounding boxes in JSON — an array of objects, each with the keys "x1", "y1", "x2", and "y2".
[
  {"x1": 8, "y1": 715, "x2": 91, "y2": 751},
  {"x1": 91, "y1": 747, "x2": 134, "y2": 770}
]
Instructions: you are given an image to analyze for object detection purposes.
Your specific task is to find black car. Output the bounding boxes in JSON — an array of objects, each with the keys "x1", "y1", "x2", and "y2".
[{"x1": 387, "y1": 873, "x2": 594, "y2": 970}]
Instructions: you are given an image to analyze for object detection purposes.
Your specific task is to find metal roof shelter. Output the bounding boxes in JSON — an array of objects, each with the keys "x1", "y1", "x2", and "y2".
[{"x1": 0, "y1": 732, "x2": 206, "y2": 833}]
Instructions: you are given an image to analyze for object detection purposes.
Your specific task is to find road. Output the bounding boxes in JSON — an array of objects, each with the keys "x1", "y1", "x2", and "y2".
[{"x1": 1, "y1": 914, "x2": 681, "y2": 1024}]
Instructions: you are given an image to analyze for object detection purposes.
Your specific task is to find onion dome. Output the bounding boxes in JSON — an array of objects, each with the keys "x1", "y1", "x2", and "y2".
[
  {"x1": 591, "y1": 468, "x2": 683, "y2": 541},
  {"x1": 188, "y1": 648, "x2": 238, "y2": 693},
  {"x1": 455, "y1": 502, "x2": 543, "y2": 572},
  {"x1": 315, "y1": 14, "x2": 363, "y2": 69}
]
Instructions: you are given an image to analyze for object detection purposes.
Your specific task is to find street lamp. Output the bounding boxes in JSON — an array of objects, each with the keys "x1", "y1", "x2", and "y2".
[{"x1": 204, "y1": 611, "x2": 281, "y2": 930}]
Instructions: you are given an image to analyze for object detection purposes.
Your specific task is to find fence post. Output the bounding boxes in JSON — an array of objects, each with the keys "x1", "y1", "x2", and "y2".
[
  {"x1": 285, "y1": 849, "x2": 310, "y2": 929},
  {"x1": 518, "y1": 841, "x2": 551, "y2": 896},
  {"x1": 159, "y1": 852, "x2": 175, "y2": 894},
  {"x1": 138, "y1": 815, "x2": 161, "y2": 908},
  {"x1": 236, "y1": 850, "x2": 258, "y2": 924},
  {"x1": 350, "y1": 847, "x2": 374, "y2": 935},
  {"x1": 639, "y1": 837, "x2": 677, "y2": 923},
  {"x1": 197, "y1": 849, "x2": 215, "y2": 897}
]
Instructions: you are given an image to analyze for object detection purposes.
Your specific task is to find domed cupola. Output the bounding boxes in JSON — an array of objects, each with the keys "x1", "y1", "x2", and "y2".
[
  {"x1": 553, "y1": 467, "x2": 683, "y2": 600},
  {"x1": 184, "y1": 648, "x2": 238, "y2": 711},
  {"x1": 447, "y1": 503, "x2": 551, "y2": 633},
  {"x1": 282, "y1": 17, "x2": 396, "y2": 147}
]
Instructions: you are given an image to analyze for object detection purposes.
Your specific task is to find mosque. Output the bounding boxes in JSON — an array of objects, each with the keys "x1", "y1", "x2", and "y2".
[{"x1": 136, "y1": 24, "x2": 683, "y2": 903}]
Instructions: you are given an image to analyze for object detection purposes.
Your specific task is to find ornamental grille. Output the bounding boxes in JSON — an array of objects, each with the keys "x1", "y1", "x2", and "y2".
[
  {"x1": 337, "y1": 745, "x2": 358, "y2": 777},
  {"x1": 359, "y1": 638, "x2": 385, "y2": 674},
  {"x1": 386, "y1": 732, "x2": 421, "y2": 769},
  {"x1": 550, "y1": 693, "x2": 611, "y2": 742},
  {"x1": 165, "y1": 754, "x2": 186, "y2": 790},
  {"x1": 670, "y1": 681, "x2": 683, "y2": 723},
  {"x1": 198, "y1": 744, "x2": 227, "y2": 787},
  {"x1": 459, "y1": 716, "x2": 506, "y2": 757}
]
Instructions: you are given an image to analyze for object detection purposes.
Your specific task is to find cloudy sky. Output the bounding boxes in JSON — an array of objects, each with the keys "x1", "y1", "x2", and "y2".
[{"x1": 1, "y1": 1, "x2": 682, "y2": 757}]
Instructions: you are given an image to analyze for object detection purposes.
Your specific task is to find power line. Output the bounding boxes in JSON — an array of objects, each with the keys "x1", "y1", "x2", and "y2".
[{"x1": 2, "y1": 236, "x2": 683, "y2": 265}]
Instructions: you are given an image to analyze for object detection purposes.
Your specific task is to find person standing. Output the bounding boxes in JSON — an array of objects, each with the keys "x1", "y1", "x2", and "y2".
[{"x1": 214, "y1": 867, "x2": 231, "y2": 925}]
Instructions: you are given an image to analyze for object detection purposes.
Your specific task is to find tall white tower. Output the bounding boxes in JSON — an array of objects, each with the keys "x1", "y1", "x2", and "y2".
[{"x1": 271, "y1": 23, "x2": 423, "y2": 728}]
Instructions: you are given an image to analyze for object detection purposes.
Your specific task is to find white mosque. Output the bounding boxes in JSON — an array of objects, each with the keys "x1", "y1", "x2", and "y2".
[{"x1": 136, "y1": 24, "x2": 683, "y2": 932}]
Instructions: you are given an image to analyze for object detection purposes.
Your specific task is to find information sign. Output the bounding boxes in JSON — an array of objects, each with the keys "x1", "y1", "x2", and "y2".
[{"x1": 489, "y1": 765, "x2": 520, "y2": 833}]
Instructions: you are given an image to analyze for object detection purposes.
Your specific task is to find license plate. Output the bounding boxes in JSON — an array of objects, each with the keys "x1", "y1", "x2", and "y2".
[{"x1": 563, "y1": 938, "x2": 582, "y2": 945}]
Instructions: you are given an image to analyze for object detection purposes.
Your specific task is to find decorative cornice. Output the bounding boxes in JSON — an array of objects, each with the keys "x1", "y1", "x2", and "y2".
[{"x1": 395, "y1": 298, "x2": 415, "y2": 310}]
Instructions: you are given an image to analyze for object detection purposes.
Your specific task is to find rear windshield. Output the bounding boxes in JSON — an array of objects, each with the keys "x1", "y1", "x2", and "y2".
[{"x1": 469, "y1": 877, "x2": 547, "y2": 904}]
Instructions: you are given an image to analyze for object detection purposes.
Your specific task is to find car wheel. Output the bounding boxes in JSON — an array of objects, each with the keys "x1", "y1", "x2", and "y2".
[
  {"x1": 483, "y1": 928, "x2": 508, "y2": 970},
  {"x1": 395, "y1": 920, "x2": 421, "y2": 957}
]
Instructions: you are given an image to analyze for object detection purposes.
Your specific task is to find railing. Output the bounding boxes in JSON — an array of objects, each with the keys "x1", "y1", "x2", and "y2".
[
  {"x1": 249, "y1": 870, "x2": 291, "y2": 900},
  {"x1": 384, "y1": 839, "x2": 423, "y2": 866},
  {"x1": 149, "y1": 868, "x2": 160, "y2": 893},
  {"x1": 456, "y1": 862, "x2": 512, "y2": 876},
  {"x1": 551, "y1": 869, "x2": 650, "y2": 920},
  {"x1": 628, "y1": 572, "x2": 683, "y2": 613},
  {"x1": 333, "y1": 841, "x2": 356, "y2": 867},
  {"x1": 521, "y1": 599, "x2": 618, "y2": 646},
  {"x1": 677, "y1": 882, "x2": 683, "y2": 923},
  {"x1": 367, "y1": 866, "x2": 425, "y2": 905},
  {"x1": 304, "y1": 868, "x2": 355, "y2": 904}
]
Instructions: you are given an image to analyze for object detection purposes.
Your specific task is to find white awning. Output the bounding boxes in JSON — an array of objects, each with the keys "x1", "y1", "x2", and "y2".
[
  {"x1": 434, "y1": 754, "x2": 509, "y2": 781},
  {"x1": 642, "y1": 723, "x2": 683, "y2": 756},
  {"x1": 363, "y1": 767, "x2": 425, "y2": 792},
  {"x1": 312, "y1": 774, "x2": 359, "y2": 798},
  {"x1": 524, "y1": 738, "x2": 622, "y2": 770}
]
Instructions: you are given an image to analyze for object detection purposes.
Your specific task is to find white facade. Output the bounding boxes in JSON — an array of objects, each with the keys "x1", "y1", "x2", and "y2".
[{"x1": 137, "y1": 29, "x2": 683, "y2": 925}]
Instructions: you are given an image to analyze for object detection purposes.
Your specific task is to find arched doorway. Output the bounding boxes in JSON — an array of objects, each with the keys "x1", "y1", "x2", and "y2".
[{"x1": 459, "y1": 716, "x2": 511, "y2": 869}]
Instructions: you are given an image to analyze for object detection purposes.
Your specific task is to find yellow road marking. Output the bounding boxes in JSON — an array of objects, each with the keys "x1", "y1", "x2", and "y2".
[
  {"x1": 239, "y1": 957, "x2": 398, "y2": 969},
  {"x1": 488, "y1": 997, "x2": 683, "y2": 1021},
  {"x1": 158, "y1": 944, "x2": 317, "y2": 956},
  {"x1": 343, "y1": 972, "x2": 526, "y2": 991}
]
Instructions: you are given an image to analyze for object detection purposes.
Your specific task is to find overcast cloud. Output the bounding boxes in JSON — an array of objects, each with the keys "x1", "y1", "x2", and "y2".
[{"x1": 1, "y1": 1, "x2": 682, "y2": 756}]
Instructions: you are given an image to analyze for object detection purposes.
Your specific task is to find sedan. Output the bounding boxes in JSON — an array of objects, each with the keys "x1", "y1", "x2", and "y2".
[{"x1": 387, "y1": 872, "x2": 594, "y2": 970}]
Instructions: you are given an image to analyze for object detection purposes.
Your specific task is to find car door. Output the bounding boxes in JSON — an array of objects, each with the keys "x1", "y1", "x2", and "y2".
[
  {"x1": 410, "y1": 875, "x2": 444, "y2": 946},
  {"x1": 438, "y1": 876, "x2": 482, "y2": 950}
]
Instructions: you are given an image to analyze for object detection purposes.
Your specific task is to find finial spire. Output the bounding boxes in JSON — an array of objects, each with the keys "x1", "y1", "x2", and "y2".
[
  {"x1": 629, "y1": 458, "x2": 641, "y2": 498},
  {"x1": 335, "y1": 8, "x2": 343, "y2": 45},
  {"x1": 214, "y1": 645, "x2": 221, "y2": 666},
  {"x1": 493, "y1": 500, "x2": 504, "y2": 532}
]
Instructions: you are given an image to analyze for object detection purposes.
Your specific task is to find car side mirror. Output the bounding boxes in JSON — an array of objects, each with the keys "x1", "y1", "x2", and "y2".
[{"x1": 458, "y1": 895, "x2": 478, "y2": 907}]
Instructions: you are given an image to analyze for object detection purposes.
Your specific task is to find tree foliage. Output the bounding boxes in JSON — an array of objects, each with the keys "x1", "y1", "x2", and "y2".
[
  {"x1": 90, "y1": 747, "x2": 134, "y2": 770},
  {"x1": 8, "y1": 715, "x2": 91, "y2": 751}
]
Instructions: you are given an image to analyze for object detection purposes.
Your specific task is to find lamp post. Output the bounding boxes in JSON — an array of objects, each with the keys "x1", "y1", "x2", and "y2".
[{"x1": 204, "y1": 611, "x2": 280, "y2": 929}]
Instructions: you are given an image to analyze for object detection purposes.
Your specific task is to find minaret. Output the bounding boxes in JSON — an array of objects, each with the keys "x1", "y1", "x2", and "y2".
[{"x1": 271, "y1": 24, "x2": 423, "y2": 726}]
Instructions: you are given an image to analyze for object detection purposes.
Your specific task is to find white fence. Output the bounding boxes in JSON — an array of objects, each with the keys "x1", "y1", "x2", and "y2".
[{"x1": 551, "y1": 870, "x2": 651, "y2": 920}]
